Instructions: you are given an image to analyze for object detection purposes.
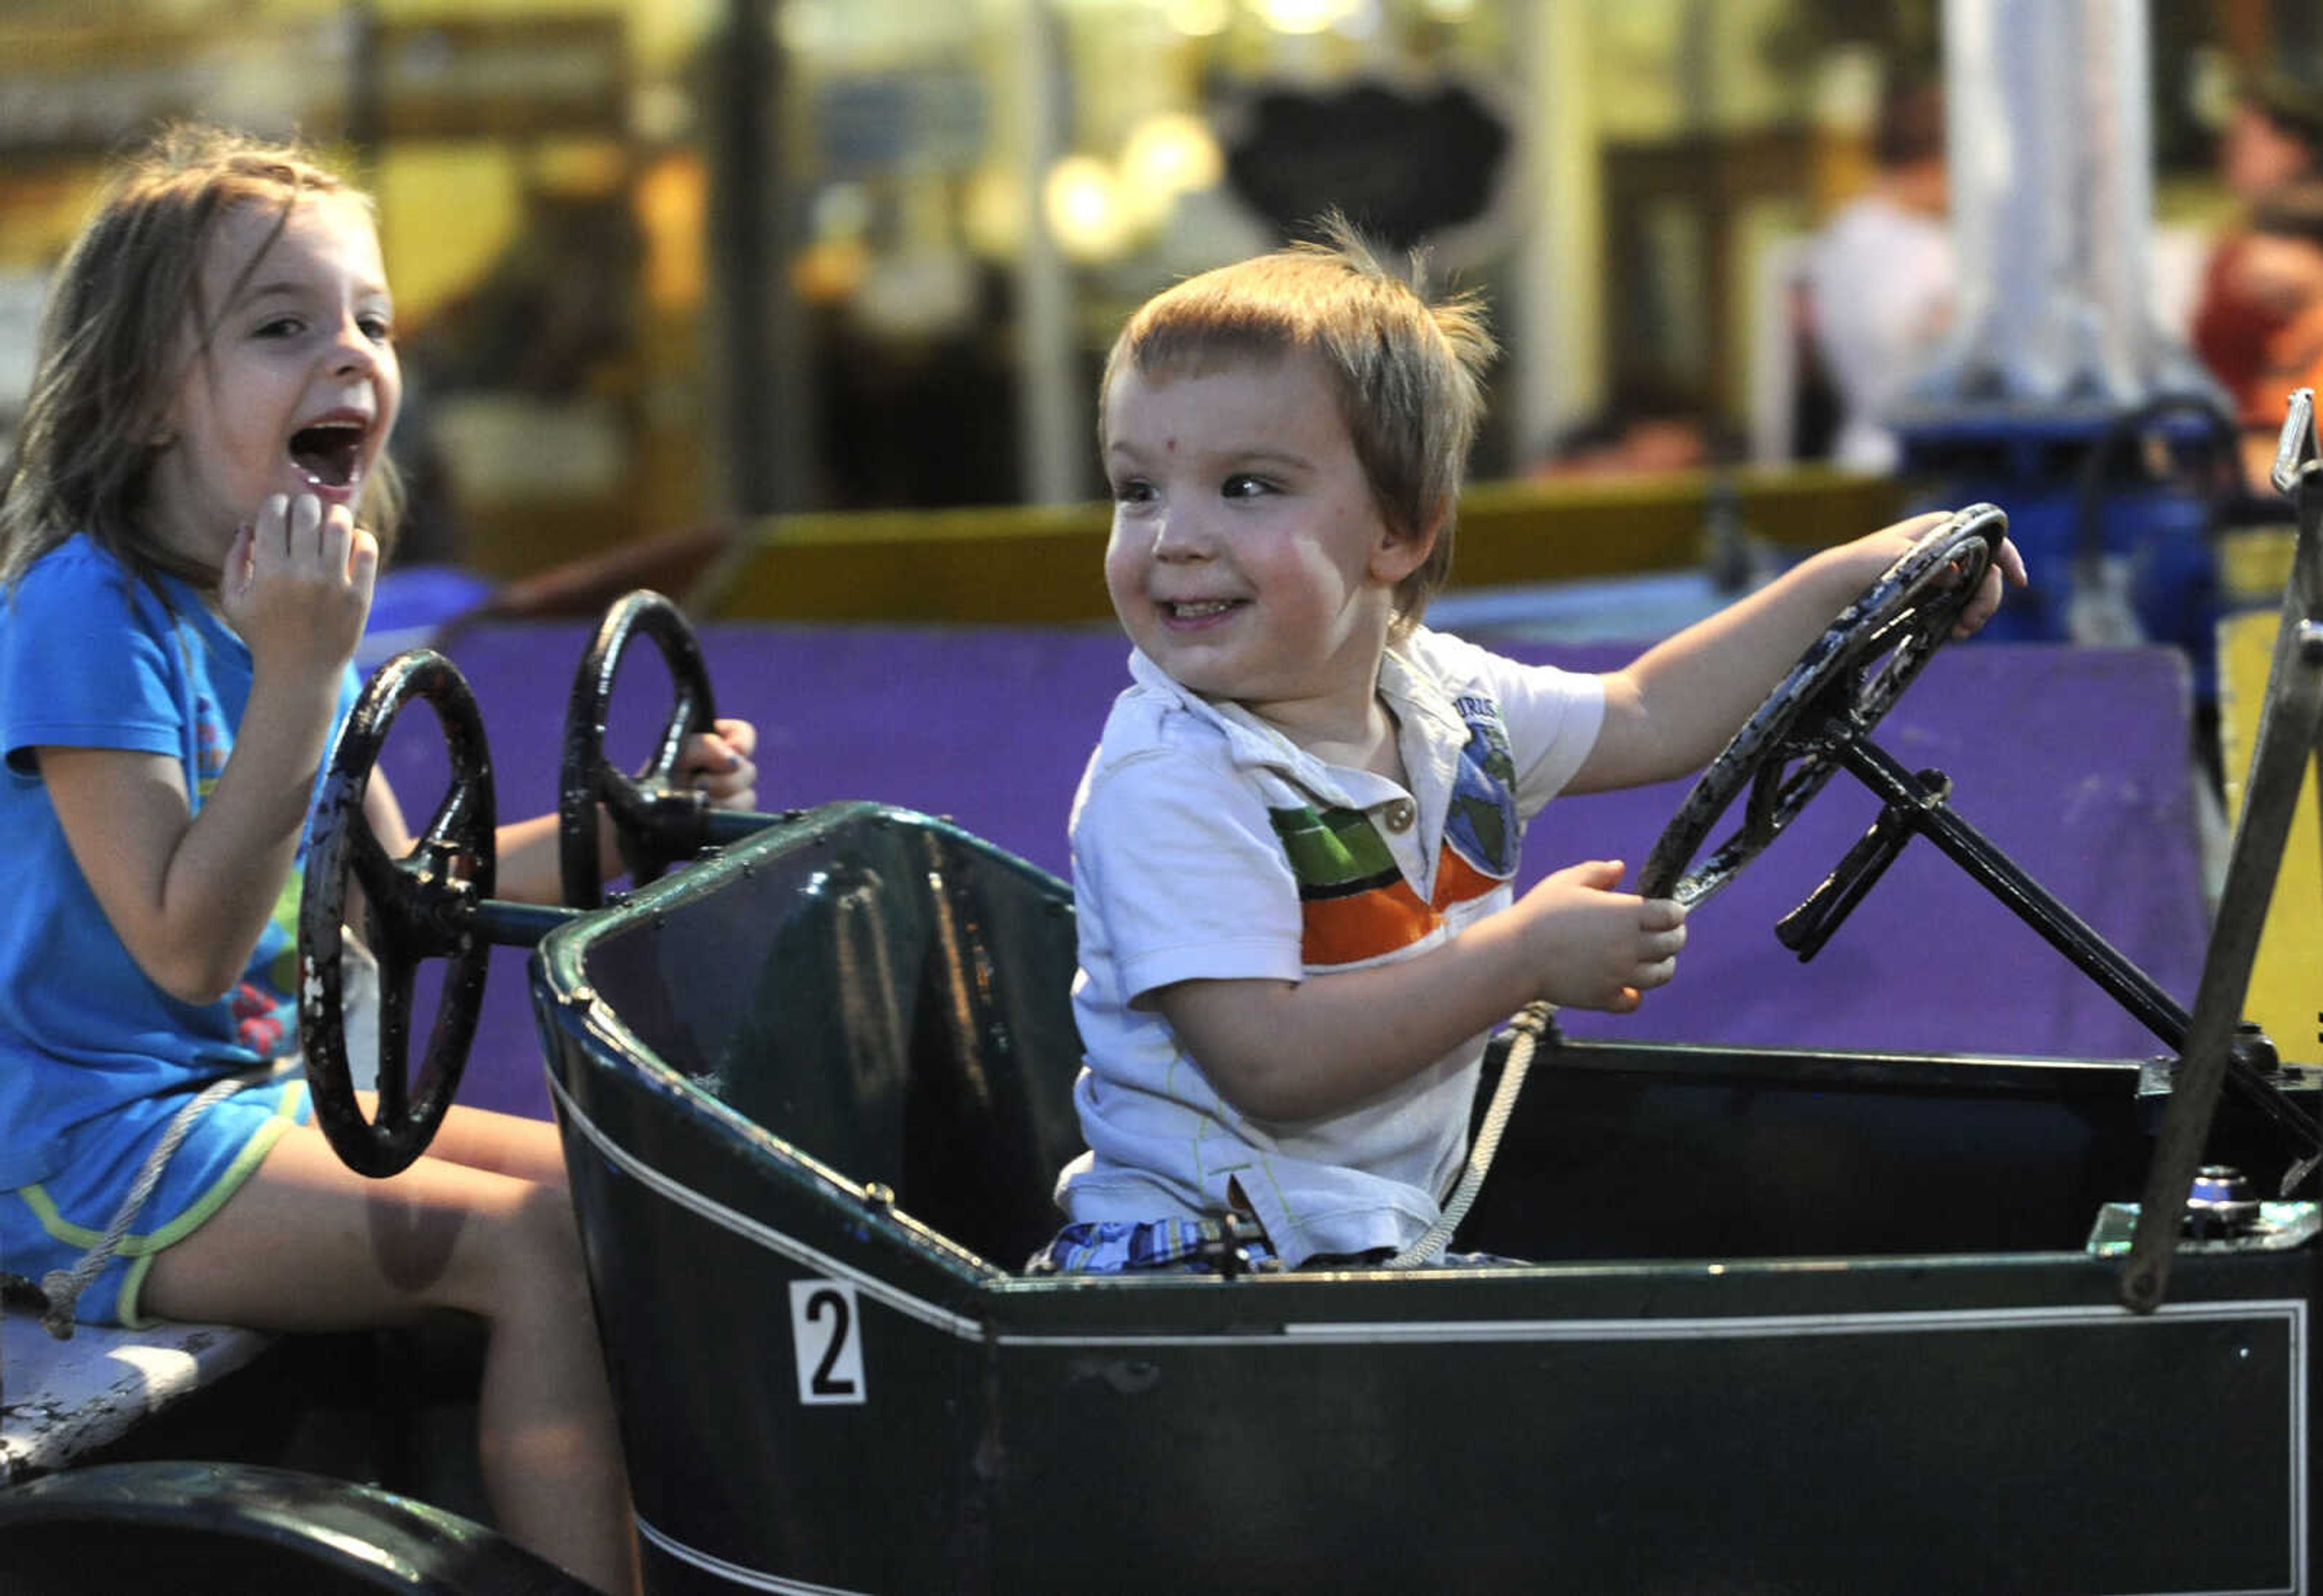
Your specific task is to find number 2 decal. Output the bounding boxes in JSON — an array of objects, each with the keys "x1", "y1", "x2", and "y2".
[{"x1": 789, "y1": 1280, "x2": 866, "y2": 1405}]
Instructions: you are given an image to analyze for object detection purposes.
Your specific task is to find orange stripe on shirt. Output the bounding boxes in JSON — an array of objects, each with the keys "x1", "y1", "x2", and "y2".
[
  {"x1": 1301, "y1": 877, "x2": 1439, "y2": 966},
  {"x1": 1430, "y1": 845, "x2": 1501, "y2": 912},
  {"x1": 1300, "y1": 843, "x2": 1508, "y2": 966}
]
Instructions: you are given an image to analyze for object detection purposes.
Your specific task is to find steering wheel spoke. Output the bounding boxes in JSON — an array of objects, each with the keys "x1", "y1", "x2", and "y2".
[
  {"x1": 1637, "y1": 505, "x2": 2006, "y2": 908},
  {"x1": 1741, "y1": 754, "x2": 1797, "y2": 843},
  {"x1": 416, "y1": 773, "x2": 486, "y2": 857},
  {"x1": 344, "y1": 818, "x2": 399, "y2": 897},
  {"x1": 371, "y1": 952, "x2": 414, "y2": 1124}
]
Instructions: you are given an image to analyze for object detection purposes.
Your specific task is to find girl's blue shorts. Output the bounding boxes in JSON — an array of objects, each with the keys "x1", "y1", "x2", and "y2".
[{"x1": 2, "y1": 1071, "x2": 310, "y2": 1328}]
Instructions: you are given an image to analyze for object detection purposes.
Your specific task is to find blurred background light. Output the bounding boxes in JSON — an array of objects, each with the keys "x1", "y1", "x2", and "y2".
[{"x1": 1045, "y1": 152, "x2": 1132, "y2": 263}]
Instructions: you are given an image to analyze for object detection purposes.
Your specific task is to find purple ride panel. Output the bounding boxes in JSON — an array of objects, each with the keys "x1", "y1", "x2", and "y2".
[{"x1": 371, "y1": 623, "x2": 2207, "y2": 1121}]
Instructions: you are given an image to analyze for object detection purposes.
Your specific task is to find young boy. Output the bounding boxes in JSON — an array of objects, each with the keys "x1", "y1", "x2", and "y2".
[{"x1": 1039, "y1": 223, "x2": 2023, "y2": 1274}]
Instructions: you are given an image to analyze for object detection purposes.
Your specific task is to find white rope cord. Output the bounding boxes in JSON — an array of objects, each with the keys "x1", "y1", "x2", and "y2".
[
  {"x1": 1388, "y1": 1001, "x2": 1557, "y2": 1269},
  {"x1": 38, "y1": 1072, "x2": 254, "y2": 1339}
]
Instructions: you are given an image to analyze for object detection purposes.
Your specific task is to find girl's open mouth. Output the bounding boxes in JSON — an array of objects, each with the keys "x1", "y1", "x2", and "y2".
[{"x1": 289, "y1": 423, "x2": 367, "y2": 490}]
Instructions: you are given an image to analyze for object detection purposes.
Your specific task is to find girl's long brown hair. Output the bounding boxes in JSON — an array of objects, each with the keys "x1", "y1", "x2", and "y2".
[{"x1": 0, "y1": 123, "x2": 400, "y2": 597}]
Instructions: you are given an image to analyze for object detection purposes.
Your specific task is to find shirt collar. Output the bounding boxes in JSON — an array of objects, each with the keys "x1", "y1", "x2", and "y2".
[
  {"x1": 1123, "y1": 635, "x2": 1466, "y2": 803},
  {"x1": 1125, "y1": 647, "x2": 1305, "y2": 776}
]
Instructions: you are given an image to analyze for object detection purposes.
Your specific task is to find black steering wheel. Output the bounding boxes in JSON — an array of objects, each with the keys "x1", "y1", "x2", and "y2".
[
  {"x1": 558, "y1": 589, "x2": 720, "y2": 909},
  {"x1": 1636, "y1": 503, "x2": 2007, "y2": 909},
  {"x1": 298, "y1": 650, "x2": 495, "y2": 1178}
]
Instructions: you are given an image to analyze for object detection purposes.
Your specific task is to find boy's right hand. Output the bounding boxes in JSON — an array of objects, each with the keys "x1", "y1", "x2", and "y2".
[
  {"x1": 221, "y1": 492, "x2": 379, "y2": 679},
  {"x1": 1514, "y1": 859, "x2": 1687, "y2": 1012}
]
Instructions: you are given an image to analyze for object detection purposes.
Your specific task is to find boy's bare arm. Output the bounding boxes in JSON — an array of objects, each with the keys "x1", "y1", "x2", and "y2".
[
  {"x1": 1575, "y1": 512, "x2": 2026, "y2": 793},
  {"x1": 1154, "y1": 860, "x2": 1685, "y2": 1123}
]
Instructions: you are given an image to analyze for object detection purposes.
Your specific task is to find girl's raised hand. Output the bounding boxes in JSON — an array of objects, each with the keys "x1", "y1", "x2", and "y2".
[
  {"x1": 220, "y1": 491, "x2": 379, "y2": 678},
  {"x1": 678, "y1": 717, "x2": 760, "y2": 812}
]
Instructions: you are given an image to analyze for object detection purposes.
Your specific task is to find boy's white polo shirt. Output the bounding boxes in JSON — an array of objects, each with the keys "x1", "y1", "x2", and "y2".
[{"x1": 1057, "y1": 629, "x2": 1604, "y2": 1265}]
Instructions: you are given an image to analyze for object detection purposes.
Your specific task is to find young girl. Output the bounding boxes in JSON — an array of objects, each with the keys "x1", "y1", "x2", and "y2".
[{"x1": 0, "y1": 125, "x2": 756, "y2": 1594}]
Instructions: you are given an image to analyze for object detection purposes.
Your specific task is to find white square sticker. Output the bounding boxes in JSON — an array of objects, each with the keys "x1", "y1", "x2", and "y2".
[{"x1": 788, "y1": 1279, "x2": 867, "y2": 1405}]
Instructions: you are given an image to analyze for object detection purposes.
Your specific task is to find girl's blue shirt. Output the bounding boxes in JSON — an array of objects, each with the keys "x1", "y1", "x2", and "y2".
[{"x1": 0, "y1": 534, "x2": 357, "y2": 1189}]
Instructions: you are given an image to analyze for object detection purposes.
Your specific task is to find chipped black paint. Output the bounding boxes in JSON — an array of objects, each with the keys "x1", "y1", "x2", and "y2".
[
  {"x1": 1638, "y1": 504, "x2": 2005, "y2": 909},
  {"x1": 298, "y1": 649, "x2": 498, "y2": 1178}
]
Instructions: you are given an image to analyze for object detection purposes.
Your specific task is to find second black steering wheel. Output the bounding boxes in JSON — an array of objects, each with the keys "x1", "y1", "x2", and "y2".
[{"x1": 558, "y1": 589, "x2": 720, "y2": 908}]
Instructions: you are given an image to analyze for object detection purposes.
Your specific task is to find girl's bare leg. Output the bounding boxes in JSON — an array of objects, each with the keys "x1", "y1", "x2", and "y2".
[
  {"x1": 364, "y1": 1096, "x2": 571, "y2": 1187},
  {"x1": 142, "y1": 1122, "x2": 638, "y2": 1595}
]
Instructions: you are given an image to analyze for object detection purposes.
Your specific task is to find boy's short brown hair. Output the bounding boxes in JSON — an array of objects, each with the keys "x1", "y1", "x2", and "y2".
[{"x1": 1100, "y1": 215, "x2": 1495, "y2": 636}]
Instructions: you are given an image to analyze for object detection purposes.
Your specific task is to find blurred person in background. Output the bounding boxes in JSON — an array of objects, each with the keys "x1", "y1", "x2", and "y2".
[
  {"x1": 1803, "y1": 78, "x2": 1953, "y2": 475},
  {"x1": 2213, "y1": 176, "x2": 2323, "y2": 485},
  {"x1": 1531, "y1": 387, "x2": 1734, "y2": 481},
  {"x1": 2186, "y1": 69, "x2": 2323, "y2": 459}
]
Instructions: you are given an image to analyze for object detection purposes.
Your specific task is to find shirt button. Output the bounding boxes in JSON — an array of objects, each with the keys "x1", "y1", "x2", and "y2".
[{"x1": 1382, "y1": 799, "x2": 1416, "y2": 833}]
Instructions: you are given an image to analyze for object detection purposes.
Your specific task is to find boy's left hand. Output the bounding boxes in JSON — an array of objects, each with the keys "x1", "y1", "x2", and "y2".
[
  {"x1": 1859, "y1": 509, "x2": 2030, "y2": 639},
  {"x1": 676, "y1": 717, "x2": 759, "y2": 811}
]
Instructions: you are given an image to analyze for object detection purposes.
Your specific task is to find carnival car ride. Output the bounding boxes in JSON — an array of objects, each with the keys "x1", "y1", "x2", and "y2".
[{"x1": 10, "y1": 401, "x2": 2323, "y2": 1590}]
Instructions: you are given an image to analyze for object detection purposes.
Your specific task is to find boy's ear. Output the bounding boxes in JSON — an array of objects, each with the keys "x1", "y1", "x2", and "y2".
[{"x1": 1370, "y1": 500, "x2": 1447, "y2": 584}]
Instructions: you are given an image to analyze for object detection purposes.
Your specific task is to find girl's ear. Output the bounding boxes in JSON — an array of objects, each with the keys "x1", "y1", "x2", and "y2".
[{"x1": 1370, "y1": 500, "x2": 1446, "y2": 584}]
